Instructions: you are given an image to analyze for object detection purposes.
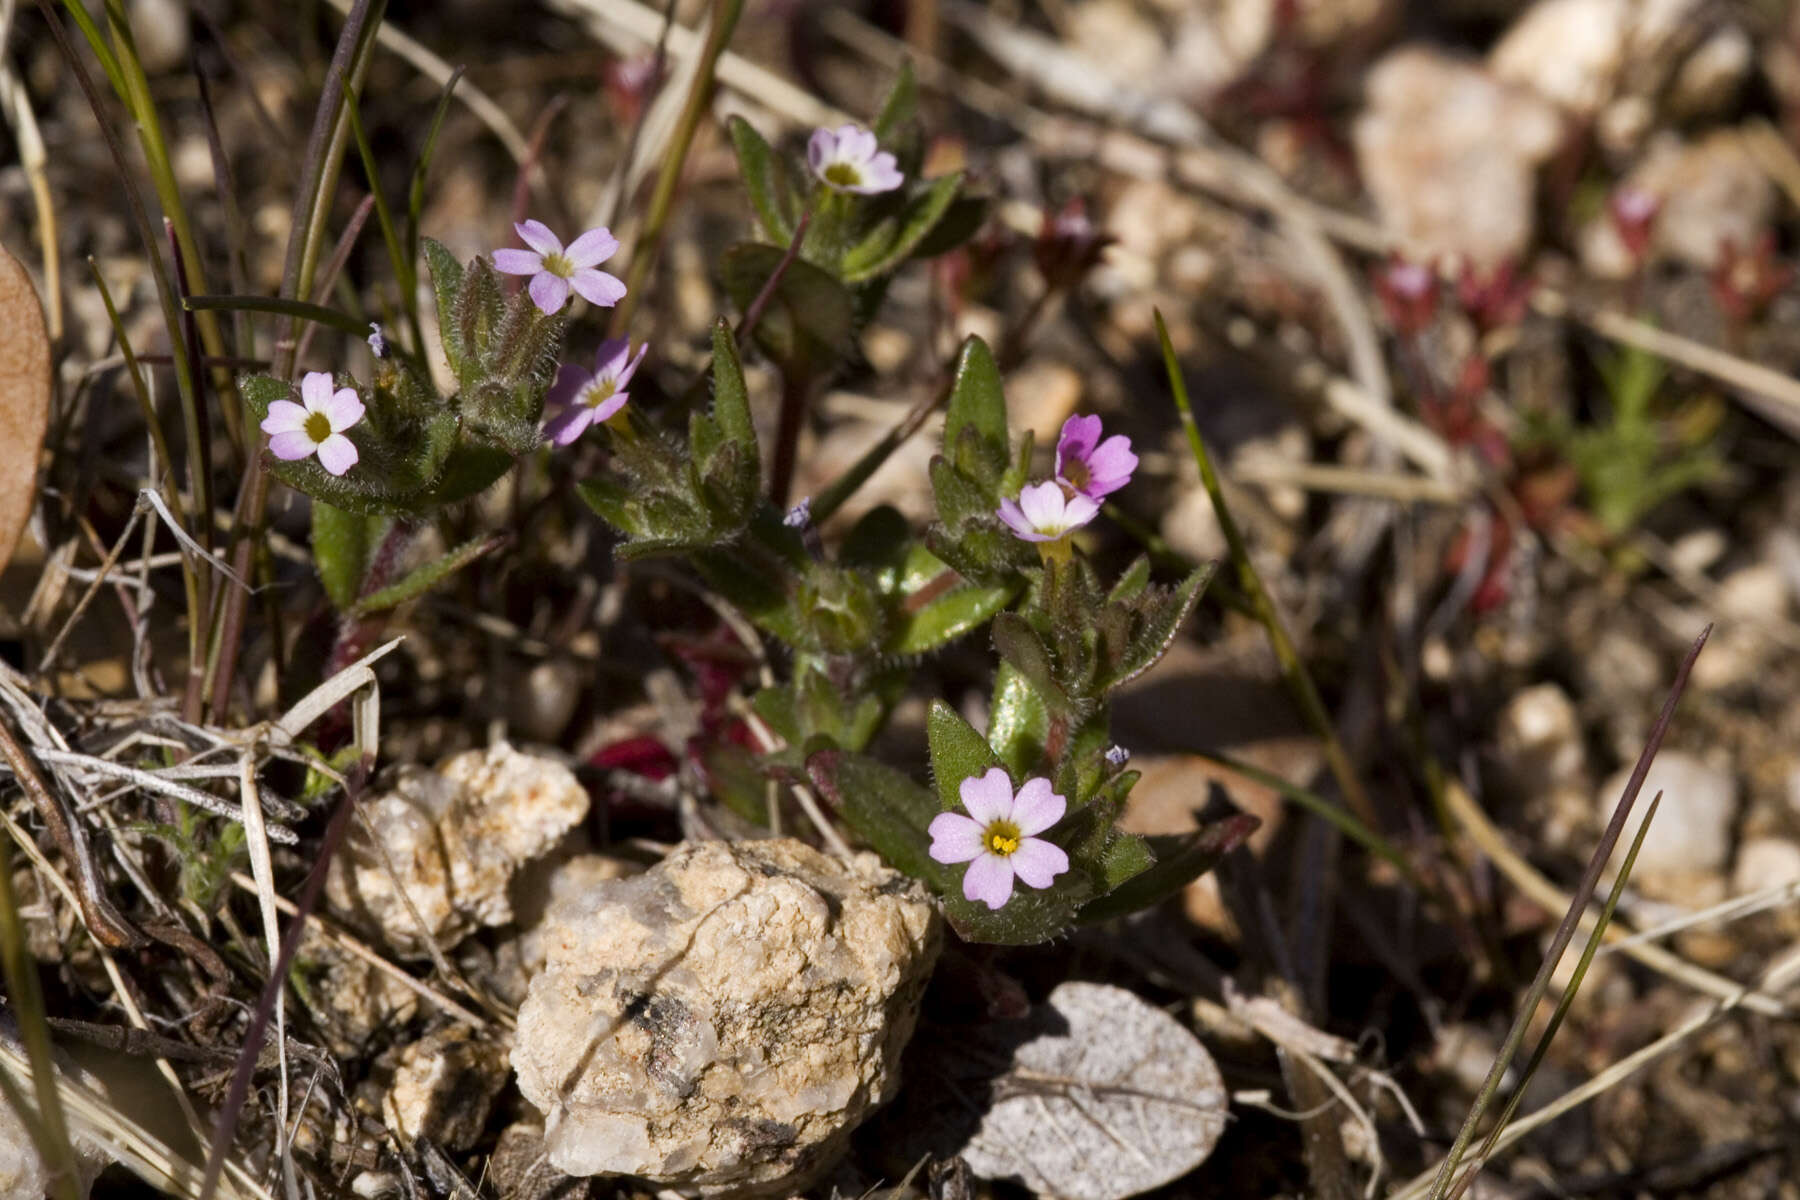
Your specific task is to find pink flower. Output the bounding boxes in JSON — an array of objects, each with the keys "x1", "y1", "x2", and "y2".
[
  {"x1": 492, "y1": 220, "x2": 627, "y2": 315},
  {"x1": 997, "y1": 480, "x2": 1098, "y2": 543},
  {"x1": 260, "y1": 371, "x2": 363, "y2": 476},
  {"x1": 807, "y1": 124, "x2": 904, "y2": 195},
  {"x1": 543, "y1": 338, "x2": 649, "y2": 445},
  {"x1": 928, "y1": 767, "x2": 1070, "y2": 910},
  {"x1": 1054, "y1": 414, "x2": 1137, "y2": 501}
]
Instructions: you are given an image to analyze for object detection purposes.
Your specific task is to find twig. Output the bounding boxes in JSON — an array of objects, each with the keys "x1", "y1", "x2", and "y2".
[{"x1": 0, "y1": 709, "x2": 142, "y2": 949}]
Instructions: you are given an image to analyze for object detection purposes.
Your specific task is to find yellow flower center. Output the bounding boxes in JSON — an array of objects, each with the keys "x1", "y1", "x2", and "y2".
[
  {"x1": 543, "y1": 250, "x2": 574, "y2": 279},
  {"x1": 582, "y1": 379, "x2": 619, "y2": 410},
  {"x1": 823, "y1": 162, "x2": 861, "y2": 188},
  {"x1": 1061, "y1": 458, "x2": 1090, "y2": 490},
  {"x1": 983, "y1": 819, "x2": 1022, "y2": 857},
  {"x1": 303, "y1": 411, "x2": 333, "y2": 443}
]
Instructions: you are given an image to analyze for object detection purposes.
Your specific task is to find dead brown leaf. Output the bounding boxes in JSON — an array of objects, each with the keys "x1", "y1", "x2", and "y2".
[{"x1": 0, "y1": 244, "x2": 49, "y2": 572}]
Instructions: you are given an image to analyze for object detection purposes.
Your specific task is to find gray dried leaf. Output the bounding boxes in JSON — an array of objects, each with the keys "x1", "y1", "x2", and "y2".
[
  {"x1": 960, "y1": 981, "x2": 1228, "y2": 1199},
  {"x1": 0, "y1": 245, "x2": 48, "y2": 573}
]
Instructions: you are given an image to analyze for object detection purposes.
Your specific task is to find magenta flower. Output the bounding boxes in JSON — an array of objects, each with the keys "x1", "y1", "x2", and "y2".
[
  {"x1": 260, "y1": 371, "x2": 363, "y2": 476},
  {"x1": 492, "y1": 220, "x2": 627, "y2": 315},
  {"x1": 929, "y1": 767, "x2": 1070, "y2": 910},
  {"x1": 807, "y1": 124, "x2": 903, "y2": 195},
  {"x1": 998, "y1": 480, "x2": 1099, "y2": 543},
  {"x1": 543, "y1": 338, "x2": 649, "y2": 446},
  {"x1": 1054, "y1": 414, "x2": 1138, "y2": 501}
]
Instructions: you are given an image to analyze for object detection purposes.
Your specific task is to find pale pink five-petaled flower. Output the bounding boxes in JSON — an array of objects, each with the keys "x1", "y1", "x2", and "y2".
[
  {"x1": 929, "y1": 767, "x2": 1070, "y2": 910},
  {"x1": 1054, "y1": 414, "x2": 1138, "y2": 502},
  {"x1": 543, "y1": 338, "x2": 649, "y2": 446},
  {"x1": 492, "y1": 220, "x2": 627, "y2": 315},
  {"x1": 807, "y1": 124, "x2": 904, "y2": 195},
  {"x1": 997, "y1": 479, "x2": 1099, "y2": 543},
  {"x1": 261, "y1": 371, "x2": 364, "y2": 476}
]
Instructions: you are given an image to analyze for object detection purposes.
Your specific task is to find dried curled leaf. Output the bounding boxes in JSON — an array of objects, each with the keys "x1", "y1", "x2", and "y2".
[
  {"x1": 0, "y1": 245, "x2": 49, "y2": 572},
  {"x1": 960, "y1": 982, "x2": 1227, "y2": 1199}
]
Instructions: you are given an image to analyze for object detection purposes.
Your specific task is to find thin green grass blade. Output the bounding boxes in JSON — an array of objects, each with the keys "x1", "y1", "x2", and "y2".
[
  {"x1": 1448, "y1": 792, "x2": 1664, "y2": 1199},
  {"x1": 339, "y1": 80, "x2": 411, "y2": 326},
  {"x1": 185, "y1": 294, "x2": 372, "y2": 338},
  {"x1": 0, "y1": 834, "x2": 82, "y2": 1200},
  {"x1": 405, "y1": 66, "x2": 463, "y2": 346}
]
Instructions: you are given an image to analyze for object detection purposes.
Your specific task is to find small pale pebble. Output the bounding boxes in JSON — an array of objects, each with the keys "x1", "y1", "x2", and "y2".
[
  {"x1": 1732, "y1": 837, "x2": 1800, "y2": 897},
  {"x1": 1496, "y1": 683, "x2": 1586, "y2": 791},
  {"x1": 1595, "y1": 750, "x2": 1738, "y2": 882}
]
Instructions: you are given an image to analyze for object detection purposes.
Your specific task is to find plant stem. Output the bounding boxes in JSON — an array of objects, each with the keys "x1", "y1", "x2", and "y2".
[
  {"x1": 1155, "y1": 309, "x2": 1379, "y2": 827},
  {"x1": 607, "y1": 0, "x2": 744, "y2": 335}
]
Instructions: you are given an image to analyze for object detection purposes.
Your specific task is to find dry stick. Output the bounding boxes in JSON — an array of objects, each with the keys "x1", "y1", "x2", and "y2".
[
  {"x1": 197, "y1": 767, "x2": 364, "y2": 1200},
  {"x1": 1425, "y1": 627, "x2": 1711, "y2": 1200},
  {"x1": 205, "y1": 3, "x2": 384, "y2": 727},
  {"x1": 607, "y1": 0, "x2": 743, "y2": 336},
  {"x1": 0, "y1": 711, "x2": 141, "y2": 949}
]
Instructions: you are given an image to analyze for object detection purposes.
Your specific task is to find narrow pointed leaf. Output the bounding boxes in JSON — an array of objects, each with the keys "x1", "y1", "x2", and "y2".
[
  {"x1": 926, "y1": 698, "x2": 1002, "y2": 812},
  {"x1": 349, "y1": 532, "x2": 504, "y2": 618},
  {"x1": 943, "y1": 336, "x2": 1007, "y2": 471},
  {"x1": 1076, "y1": 815, "x2": 1261, "y2": 923},
  {"x1": 727, "y1": 115, "x2": 794, "y2": 243}
]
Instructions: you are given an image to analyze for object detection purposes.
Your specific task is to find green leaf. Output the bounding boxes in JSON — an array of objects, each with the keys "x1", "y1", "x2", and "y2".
[
  {"x1": 720, "y1": 242, "x2": 855, "y2": 381},
  {"x1": 987, "y1": 662, "x2": 1049, "y2": 777},
  {"x1": 708, "y1": 318, "x2": 757, "y2": 452},
  {"x1": 926, "y1": 698, "x2": 1002, "y2": 812},
  {"x1": 1077, "y1": 815, "x2": 1261, "y2": 924},
  {"x1": 727, "y1": 116, "x2": 795, "y2": 243},
  {"x1": 889, "y1": 580, "x2": 1015, "y2": 655},
  {"x1": 907, "y1": 193, "x2": 989, "y2": 260},
  {"x1": 942, "y1": 336, "x2": 1007, "y2": 474},
  {"x1": 310, "y1": 501, "x2": 385, "y2": 611},
  {"x1": 991, "y1": 612, "x2": 1073, "y2": 715},
  {"x1": 423, "y1": 238, "x2": 466, "y2": 373},
  {"x1": 349, "y1": 532, "x2": 503, "y2": 618},
  {"x1": 871, "y1": 60, "x2": 917, "y2": 139},
  {"x1": 1108, "y1": 556, "x2": 1152, "y2": 606},
  {"x1": 807, "y1": 748, "x2": 947, "y2": 883},
  {"x1": 842, "y1": 172, "x2": 964, "y2": 283},
  {"x1": 1097, "y1": 563, "x2": 1214, "y2": 693},
  {"x1": 840, "y1": 504, "x2": 913, "y2": 574}
]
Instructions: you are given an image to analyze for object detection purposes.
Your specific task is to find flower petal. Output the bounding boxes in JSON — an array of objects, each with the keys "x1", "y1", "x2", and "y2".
[
  {"x1": 851, "y1": 152, "x2": 904, "y2": 194},
  {"x1": 515, "y1": 219, "x2": 562, "y2": 257},
  {"x1": 1010, "y1": 777, "x2": 1066, "y2": 836},
  {"x1": 1017, "y1": 480, "x2": 1065, "y2": 531},
  {"x1": 260, "y1": 400, "x2": 307, "y2": 435},
  {"x1": 547, "y1": 362, "x2": 592, "y2": 410},
  {"x1": 1082, "y1": 435, "x2": 1138, "y2": 496},
  {"x1": 928, "y1": 812, "x2": 986, "y2": 864},
  {"x1": 528, "y1": 272, "x2": 570, "y2": 314},
  {"x1": 962, "y1": 853, "x2": 1016, "y2": 910},
  {"x1": 491, "y1": 248, "x2": 543, "y2": 276},
  {"x1": 570, "y1": 269, "x2": 627, "y2": 308},
  {"x1": 588, "y1": 390, "x2": 629, "y2": 426},
  {"x1": 837, "y1": 125, "x2": 877, "y2": 164},
  {"x1": 616, "y1": 343, "x2": 649, "y2": 389},
  {"x1": 299, "y1": 371, "x2": 334, "y2": 411},
  {"x1": 807, "y1": 127, "x2": 836, "y2": 173},
  {"x1": 1055, "y1": 414, "x2": 1100, "y2": 475},
  {"x1": 267, "y1": 430, "x2": 318, "y2": 461},
  {"x1": 322, "y1": 388, "x2": 364, "y2": 432},
  {"x1": 591, "y1": 337, "x2": 633, "y2": 379},
  {"x1": 959, "y1": 766, "x2": 1015, "y2": 825},
  {"x1": 997, "y1": 498, "x2": 1050, "y2": 542},
  {"x1": 564, "y1": 227, "x2": 619, "y2": 268},
  {"x1": 1009, "y1": 836, "x2": 1069, "y2": 889},
  {"x1": 544, "y1": 404, "x2": 596, "y2": 446},
  {"x1": 315, "y1": 433, "x2": 359, "y2": 476},
  {"x1": 1062, "y1": 494, "x2": 1100, "y2": 529}
]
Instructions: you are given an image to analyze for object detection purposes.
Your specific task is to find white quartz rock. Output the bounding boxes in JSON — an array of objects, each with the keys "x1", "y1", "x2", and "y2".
[
  {"x1": 512, "y1": 838, "x2": 940, "y2": 1196},
  {"x1": 326, "y1": 742, "x2": 588, "y2": 957},
  {"x1": 1353, "y1": 47, "x2": 1563, "y2": 268}
]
